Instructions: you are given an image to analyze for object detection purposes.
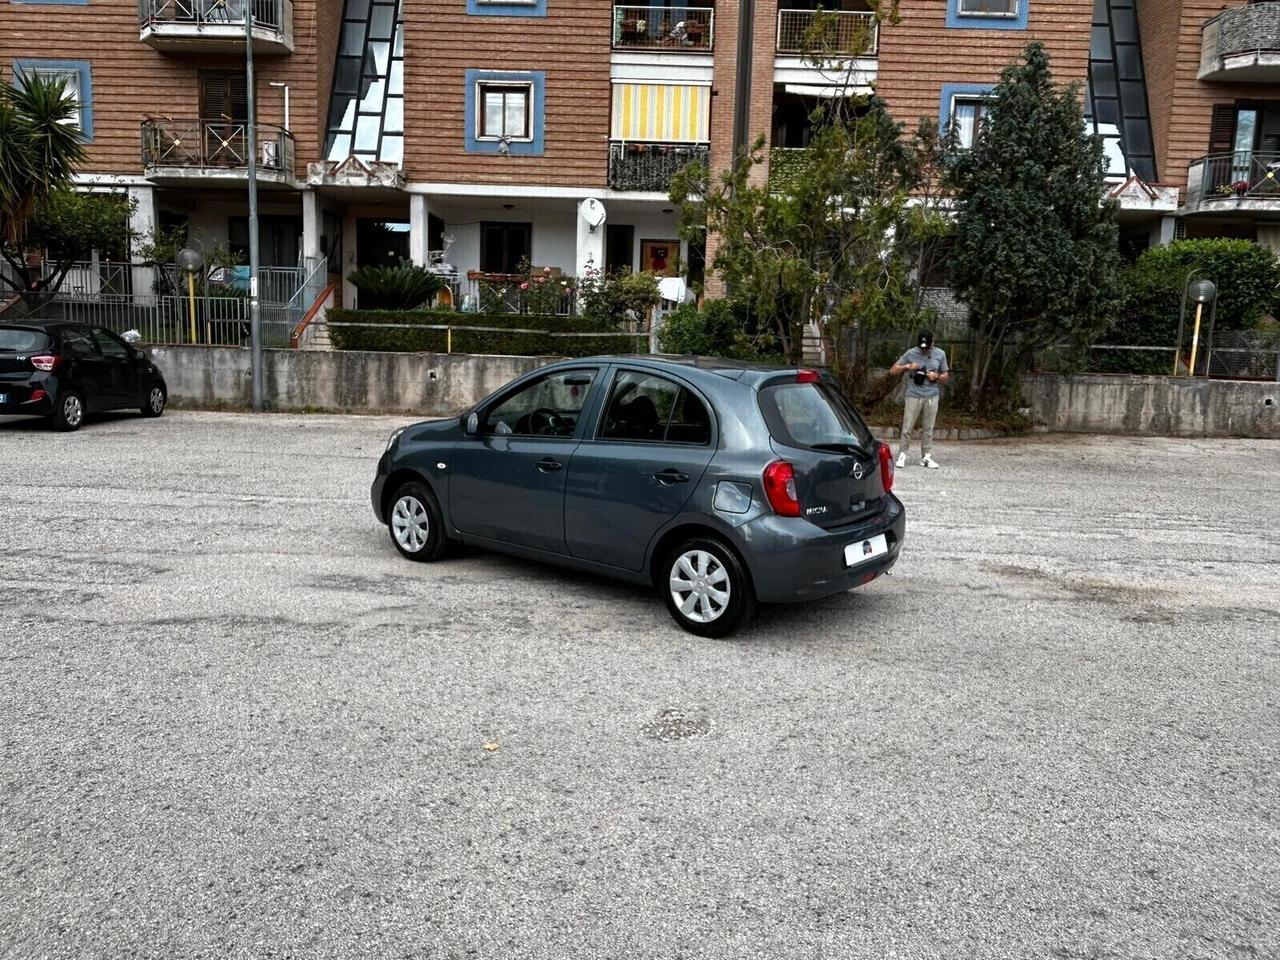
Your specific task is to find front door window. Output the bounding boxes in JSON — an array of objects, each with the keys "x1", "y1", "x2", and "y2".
[{"x1": 484, "y1": 370, "x2": 597, "y2": 438}]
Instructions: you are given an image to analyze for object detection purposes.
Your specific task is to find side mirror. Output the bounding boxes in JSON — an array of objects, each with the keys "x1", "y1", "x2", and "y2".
[{"x1": 465, "y1": 411, "x2": 479, "y2": 435}]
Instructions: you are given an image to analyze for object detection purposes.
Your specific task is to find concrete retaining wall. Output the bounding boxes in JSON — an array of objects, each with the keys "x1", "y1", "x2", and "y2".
[
  {"x1": 146, "y1": 347, "x2": 1280, "y2": 438},
  {"x1": 147, "y1": 345, "x2": 559, "y2": 415},
  {"x1": 1023, "y1": 372, "x2": 1280, "y2": 438}
]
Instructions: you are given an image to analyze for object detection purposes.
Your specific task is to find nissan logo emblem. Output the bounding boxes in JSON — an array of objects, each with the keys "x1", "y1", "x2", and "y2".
[{"x1": 852, "y1": 462, "x2": 864, "y2": 480}]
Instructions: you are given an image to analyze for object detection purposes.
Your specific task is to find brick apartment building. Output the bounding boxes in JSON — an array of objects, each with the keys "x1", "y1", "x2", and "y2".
[{"x1": 2, "y1": 0, "x2": 1278, "y2": 310}]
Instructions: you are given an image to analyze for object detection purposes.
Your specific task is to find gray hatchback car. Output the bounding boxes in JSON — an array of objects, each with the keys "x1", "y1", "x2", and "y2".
[{"x1": 371, "y1": 356, "x2": 905, "y2": 636}]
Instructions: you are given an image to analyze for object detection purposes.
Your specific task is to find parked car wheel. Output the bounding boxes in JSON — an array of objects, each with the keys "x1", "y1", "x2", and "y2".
[
  {"x1": 662, "y1": 537, "x2": 756, "y2": 638},
  {"x1": 387, "y1": 481, "x2": 448, "y2": 562},
  {"x1": 141, "y1": 382, "x2": 166, "y2": 418},
  {"x1": 50, "y1": 390, "x2": 85, "y2": 432}
]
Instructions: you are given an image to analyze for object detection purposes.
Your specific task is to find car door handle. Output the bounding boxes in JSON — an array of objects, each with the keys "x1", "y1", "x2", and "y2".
[
  {"x1": 653, "y1": 469, "x2": 690, "y2": 485},
  {"x1": 534, "y1": 458, "x2": 563, "y2": 473}
]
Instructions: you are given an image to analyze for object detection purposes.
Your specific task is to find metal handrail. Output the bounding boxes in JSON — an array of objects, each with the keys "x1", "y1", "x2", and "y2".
[
  {"x1": 139, "y1": 0, "x2": 284, "y2": 31},
  {"x1": 1188, "y1": 151, "x2": 1280, "y2": 203},
  {"x1": 141, "y1": 118, "x2": 294, "y2": 172},
  {"x1": 776, "y1": 9, "x2": 878, "y2": 56},
  {"x1": 612, "y1": 5, "x2": 714, "y2": 51}
]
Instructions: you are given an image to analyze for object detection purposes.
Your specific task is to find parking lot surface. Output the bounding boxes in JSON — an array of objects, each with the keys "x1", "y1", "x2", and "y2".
[{"x1": 1, "y1": 410, "x2": 1277, "y2": 959}]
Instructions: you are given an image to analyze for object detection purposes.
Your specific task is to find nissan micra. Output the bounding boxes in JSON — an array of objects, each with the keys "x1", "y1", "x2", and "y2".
[{"x1": 371, "y1": 356, "x2": 905, "y2": 637}]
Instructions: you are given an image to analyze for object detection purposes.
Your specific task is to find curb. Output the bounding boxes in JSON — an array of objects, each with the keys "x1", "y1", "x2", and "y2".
[{"x1": 871, "y1": 425, "x2": 1049, "y2": 441}]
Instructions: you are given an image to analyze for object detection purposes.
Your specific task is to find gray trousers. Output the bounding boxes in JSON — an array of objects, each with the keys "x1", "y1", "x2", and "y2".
[{"x1": 900, "y1": 395, "x2": 939, "y2": 458}]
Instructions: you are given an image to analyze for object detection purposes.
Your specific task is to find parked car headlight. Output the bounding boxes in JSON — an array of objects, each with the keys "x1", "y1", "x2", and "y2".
[{"x1": 386, "y1": 427, "x2": 406, "y2": 452}]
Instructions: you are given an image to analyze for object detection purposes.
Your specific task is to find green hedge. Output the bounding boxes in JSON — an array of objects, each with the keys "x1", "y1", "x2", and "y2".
[{"x1": 327, "y1": 309, "x2": 643, "y2": 356}]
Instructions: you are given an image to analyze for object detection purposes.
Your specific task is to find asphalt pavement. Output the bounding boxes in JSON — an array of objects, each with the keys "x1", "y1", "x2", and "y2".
[{"x1": 1, "y1": 410, "x2": 1277, "y2": 959}]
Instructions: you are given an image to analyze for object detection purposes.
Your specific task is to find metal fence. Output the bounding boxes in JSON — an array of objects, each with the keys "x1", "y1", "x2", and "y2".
[
  {"x1": 141, "y1": 118, "x2": 294, "y2": 173},
  {"x1": 1207, "y1": 329, "x2": 1280, "y2": 381},
  {"x1": 11, "y1": 259, "x2": 319, "y2": 348},
  {"x1": 612, "y1": 5, "x2": 713, "y2": 50},
  {"x1": 776, "y1": 9, "x2": 878, "y2": 55},
  {"x1": 139, "y1": 0, "x2": 286, "y2": 32}
]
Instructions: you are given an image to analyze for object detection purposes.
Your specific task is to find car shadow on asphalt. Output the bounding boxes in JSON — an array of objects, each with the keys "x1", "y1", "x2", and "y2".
[
  {"x1": 422, "y1": 540, "x2": 879, "y2": 638},
  {"x1": 0, "y1": 412, "x2": 148, "y2": 432}
]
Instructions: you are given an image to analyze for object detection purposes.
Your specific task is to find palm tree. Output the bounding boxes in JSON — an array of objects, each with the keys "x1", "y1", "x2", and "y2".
[{"x1": 0, "y1": 70, "x2": 89, "y2": 296}]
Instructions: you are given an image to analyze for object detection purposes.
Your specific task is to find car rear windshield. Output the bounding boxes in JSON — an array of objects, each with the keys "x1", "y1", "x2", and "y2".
[
  {"x1": 0, "y1": 328, "x2": 51, "y2": 353},
  {"x1": 759, "y1": 381, "x2": 874, "y2": 452}
]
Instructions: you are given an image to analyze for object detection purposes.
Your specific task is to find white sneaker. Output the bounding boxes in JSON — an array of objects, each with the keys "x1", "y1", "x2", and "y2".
[
  {"x1": 921, "y1": 454, "x2": 940, "y2": 469},
  {"x1": 895, "y1": 451, "x2": 907, "y2": 468}
]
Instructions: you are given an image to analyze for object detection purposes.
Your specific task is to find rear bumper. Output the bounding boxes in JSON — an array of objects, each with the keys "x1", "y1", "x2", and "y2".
[
  {"x1": 735, "y1": 495, "x2": 906, "y2": 603},
  {"x1": 0, "y1": 380, "x2": 53, "y2": 417}
]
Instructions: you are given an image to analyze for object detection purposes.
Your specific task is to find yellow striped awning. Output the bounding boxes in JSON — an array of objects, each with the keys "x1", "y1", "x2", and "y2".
[{"x1": 611, "y1": 83, "x2": 710, "y2": 143}]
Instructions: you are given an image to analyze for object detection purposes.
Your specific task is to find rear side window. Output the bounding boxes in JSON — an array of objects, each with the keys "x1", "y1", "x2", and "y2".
[
  {"x1": 760, "y1": 382, "x2": 873, "y2": 451},
  {"x1": 598, "y1": 371, "x2": 711, "y2": 445},
  {"x1": 60, "y1": 327, "x2": 99, "y2": 358},
  {"x1": 0, "y1": 328, "x2": 51, "y2": 353}
]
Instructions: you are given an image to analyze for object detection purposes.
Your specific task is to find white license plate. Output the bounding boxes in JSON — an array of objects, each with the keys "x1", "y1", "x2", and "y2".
[
  {"x1": 844, "y1": 534, "x2": 888, "y2": 567},
  {"x1": 0, "y1": 394, "x2": 7, "y2": 404}
]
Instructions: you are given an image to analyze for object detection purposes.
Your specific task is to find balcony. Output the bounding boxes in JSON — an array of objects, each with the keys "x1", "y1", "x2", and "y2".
[
  {"x1": 138, "y1": 0, "x2": 293, "y2": 55},
  {"x1": 1185, "y1": 151, "x2": 1280, "y2": 213},
  {"x1": 141, "y1": 118, "x2": 295, "y2": 183},
  {"x1": 1199, "y1": 3, "x2": 1280, "y2": 82},
  {"x1": 612, "y1": 5, "x2": 714, "y2": 52},
  {"x1": 609, "y1": 142, "x2": 708, "y2": 192},
  {"x1": 776, "y1": 9, "x2": 878, "y2": 56}
]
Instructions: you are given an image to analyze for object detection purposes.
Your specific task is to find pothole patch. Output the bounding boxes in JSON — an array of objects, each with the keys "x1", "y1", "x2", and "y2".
[{"x1": 642, "y1": 708, "x2": 712, "y2": 742}]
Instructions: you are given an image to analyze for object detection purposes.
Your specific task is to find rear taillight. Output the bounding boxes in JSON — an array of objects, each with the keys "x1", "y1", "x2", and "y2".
[
  {"x1": 763, "y1": 461, "x2": 801, "y2": 517},
  {"x1": 878, "y1": 443, "x2": 894, "y2": 493},
  {"x1": 30, "y1": 354, "x2": 59, "y2": 372},
  {"x1": 30, "y1": 389, "x2": 46, "y2": 403},
  {"x1": 796, "y1": 369, "x2": 819, "y2": 383}
]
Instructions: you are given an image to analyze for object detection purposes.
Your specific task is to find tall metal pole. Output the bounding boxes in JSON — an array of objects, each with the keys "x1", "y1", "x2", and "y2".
[{"x1": 245, "y1": 0, "x2": 264, "y2": 411}]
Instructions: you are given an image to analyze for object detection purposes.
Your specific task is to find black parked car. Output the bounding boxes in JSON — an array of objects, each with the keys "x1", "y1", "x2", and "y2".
[
  {"x1": 0, "y1": 321, "x2": 168, "y2": 431},
  {"x1": 372, "y1": 356, "x2": 905, "y2": 637}
]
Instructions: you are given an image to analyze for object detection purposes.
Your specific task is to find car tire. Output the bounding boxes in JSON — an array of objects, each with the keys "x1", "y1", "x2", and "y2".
[
  {"x1": 50, "y1": 390, "x2": 85, "y2": 432},
  {"x1": 662, "y1": 536, "x2": 756, "y2": 638},
  {"x1": 141, "y1": 382, "x2": 166, "y2": 418},
  {"x1": 387, "y1": 480, "x2": 448, "y2": 563}
]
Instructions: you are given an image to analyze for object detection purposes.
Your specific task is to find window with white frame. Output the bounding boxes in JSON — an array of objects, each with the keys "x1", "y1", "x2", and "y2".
[
  {"x1": 478, "y1": 83, "x2": 532, "y2": 141},
  {"x1": 951, "y1": 96, "x2": 991, "y2": 148},
  {"x1": 957, "y1": 0, "x2": 1018, "y2": 16},
  {"x1": 29, "y1": 69, "x2": 82, "y2": 130}
]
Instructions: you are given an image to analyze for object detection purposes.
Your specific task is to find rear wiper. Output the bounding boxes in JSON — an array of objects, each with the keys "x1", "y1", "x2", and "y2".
[{"x1": 809, "y1": 442, "x2": 865, "y2": 455}]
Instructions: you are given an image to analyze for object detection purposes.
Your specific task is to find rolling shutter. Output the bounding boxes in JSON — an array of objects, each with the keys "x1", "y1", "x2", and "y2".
[
  {"x1": 1208, "y1": 104, "x2": 1236, "y2": 154},
  {"x1": 611, "y1": 83, "x2": 710, "y2": 143}
]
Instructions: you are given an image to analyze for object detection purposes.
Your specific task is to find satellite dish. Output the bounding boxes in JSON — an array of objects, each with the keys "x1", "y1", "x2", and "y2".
[{"x1": 580, "y1": 198, "x2": 607, "y2": 230}]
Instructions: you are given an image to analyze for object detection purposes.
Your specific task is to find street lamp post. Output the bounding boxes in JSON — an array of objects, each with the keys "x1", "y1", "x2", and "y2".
[
  {"x1": 245, "y1": 1, "x2": 264, "y2": 411},
  {"x1": 1187, "y1": 279, "x2": 1217, "y2": 378},
  {"x1": 177, "y1": 247, "x2": 204, "y2": 345}
]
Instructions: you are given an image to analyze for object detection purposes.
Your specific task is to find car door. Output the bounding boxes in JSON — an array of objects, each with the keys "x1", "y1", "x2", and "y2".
[
  {"x1": 58, "y1": 326, "x2": 112, "y2": 411},
  {"x1": 88, "y1": 328, "x2": 140, "y2": 407},
  {"x1": 448, "y1": 366, "x2": 603, "y2": 555},
  {"x1": 563, "y1": 368, "x2": 716, "y2": 572}
]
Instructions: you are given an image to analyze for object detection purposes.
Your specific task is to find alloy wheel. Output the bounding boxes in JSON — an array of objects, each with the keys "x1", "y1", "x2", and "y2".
[
  {"x1": 669, "y1": 549, "x2": 731, "y2": 624},
  {"x1": 63, "y1": 395, "x2": 83, "y2": 428},
  {"x1": 391, "y1": 495, "x2": 429, "y2": 553},
  {"x1": 148, "y1": 386, "x2": 165, "y2": 414}
]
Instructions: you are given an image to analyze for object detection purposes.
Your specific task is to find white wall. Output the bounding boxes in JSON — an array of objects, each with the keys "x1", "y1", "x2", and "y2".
[{"x1": 440, "y1": 202, "x2": 682, "y2": 277}]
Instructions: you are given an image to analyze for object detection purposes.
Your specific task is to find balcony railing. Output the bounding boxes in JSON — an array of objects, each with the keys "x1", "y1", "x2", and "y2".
[
  {"x1": 776, "y1": 9, "x2": 878, "y2": 56},
  {"x1": 613, "y1": 5, "x2": 714, "y2": 51},
  {"x1": 142, "y1": 118, "x2": 294, "y2": 176},
  {"x1": 1188, "y1": 151, "x2": 1280, "y2": 206},
  {"x1": 608, "y1": 141, "x2": 708, "y2": 192},
  {"x1": 1200, "y1": 2, "x2": 1280, "y2": 82},
  {"x1": 138, "y1": 0, "x2": 292, "y2": 53}
]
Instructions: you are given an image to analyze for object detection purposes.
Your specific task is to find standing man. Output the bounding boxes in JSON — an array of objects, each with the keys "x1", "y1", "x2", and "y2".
[{"x1": 890, "y1": 330, "x2": 949, "y2": 469}]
